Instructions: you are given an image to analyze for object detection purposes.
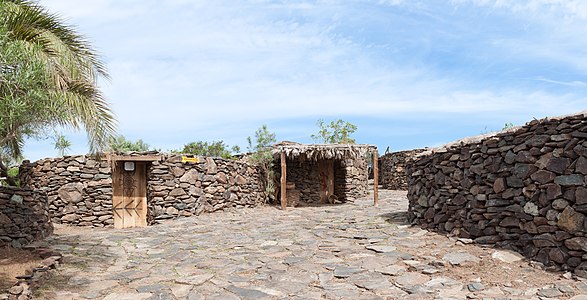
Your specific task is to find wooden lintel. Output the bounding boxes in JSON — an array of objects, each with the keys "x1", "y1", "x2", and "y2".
[
  {"x1": 280, "y1": 152, "x2": 287, "y2": 210},
  {"x1": 373, "y1": 150, "x2": 379, "y2": 206},
  {"x1": 109, "y1": 154, "x2": 162, "y2": 162}
]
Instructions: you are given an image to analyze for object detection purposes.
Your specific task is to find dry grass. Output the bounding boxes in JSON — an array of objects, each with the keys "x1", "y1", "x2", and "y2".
[{"x1": 0, "y1": 247, "x2": 43, "y2": 291}]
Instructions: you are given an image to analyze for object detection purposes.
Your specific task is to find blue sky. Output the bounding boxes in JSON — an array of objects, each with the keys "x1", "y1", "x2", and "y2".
[{"x1": 24, "y1": 0, "x2": 587, "y2": 160}]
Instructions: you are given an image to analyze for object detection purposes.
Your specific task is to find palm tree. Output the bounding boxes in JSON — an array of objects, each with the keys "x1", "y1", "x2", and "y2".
[{"x1": 0, "y1": 0, "x2": 117, "y2": 184}]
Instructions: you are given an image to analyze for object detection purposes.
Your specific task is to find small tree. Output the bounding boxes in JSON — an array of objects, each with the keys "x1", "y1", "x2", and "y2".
[
  {"x1": 247, "y1": 125, "x2": 277, "y2": 201},
  {"x1": 108, "y1": 135, "x2": 150, "y2": 152},
  {"x1": 53, "y1": 133, "x2": 72, "y2": 156},
  {"x1": 502, "y1": 122, "x2": 515, "y2": 130},
  {"x1": 311, "y1": 119, "x2": 357, "y2": 144},
  {"x1": 178, "y1": 141, "x2": 240, "y2": 159}
]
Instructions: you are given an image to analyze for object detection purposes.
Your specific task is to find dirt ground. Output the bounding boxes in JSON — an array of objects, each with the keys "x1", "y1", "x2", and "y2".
[{"x1": 0, "y1": 247, "x2": 43, "y2": 291}]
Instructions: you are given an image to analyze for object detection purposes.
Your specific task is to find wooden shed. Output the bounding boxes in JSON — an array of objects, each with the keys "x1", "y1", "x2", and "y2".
[{"x1": 273, "y1": 142, "x2": 379, "y2": 208}]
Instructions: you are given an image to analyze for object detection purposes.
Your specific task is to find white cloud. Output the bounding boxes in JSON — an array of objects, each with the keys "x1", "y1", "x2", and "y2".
[{"x1": 22, "y1": 0, "x2": 587, "y2": 160}]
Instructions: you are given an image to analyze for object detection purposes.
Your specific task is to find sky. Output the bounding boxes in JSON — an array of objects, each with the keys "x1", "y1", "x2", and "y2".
[{"x1": 23, "y1": 0, "x2": 587, "y2": 161}]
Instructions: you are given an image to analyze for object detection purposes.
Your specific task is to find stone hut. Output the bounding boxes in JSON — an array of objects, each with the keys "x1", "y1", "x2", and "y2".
[{"x1": 273, "y1": 142, "x2": 377, "y2": 207}]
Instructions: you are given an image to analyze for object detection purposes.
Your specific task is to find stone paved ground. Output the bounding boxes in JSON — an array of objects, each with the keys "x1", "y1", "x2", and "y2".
[{"x1": 34, "y1": 189, "x2": 587, "y2": 299}]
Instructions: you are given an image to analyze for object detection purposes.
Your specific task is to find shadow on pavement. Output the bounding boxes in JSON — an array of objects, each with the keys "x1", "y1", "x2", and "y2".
[{"x1": 379, "y1": 211, "x2": 409, "y2": 225}]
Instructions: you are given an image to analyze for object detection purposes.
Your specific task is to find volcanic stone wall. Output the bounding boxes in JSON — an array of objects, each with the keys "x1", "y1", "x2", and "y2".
[
  {"x1": 407, "y1": 111, "x2": 587, "y2": 273},
  {"x1": 337, "y1": 157, "x2": 369, "y2": 201},
  {"x1": 20, "y1": 155, "x2": 113, "y2": 227},
  {"x1": 147, "y1": 155, "x2": 264, "y2": 222},
  {"x1": 20, "y1": 154, "x2": 265, "y2": 227},
  {"x1": 0, "y1": 187, "x2": 52, "y2": 247},
  {"x1": 379, "y1": 149, "x2": 427, "y2": 190}
]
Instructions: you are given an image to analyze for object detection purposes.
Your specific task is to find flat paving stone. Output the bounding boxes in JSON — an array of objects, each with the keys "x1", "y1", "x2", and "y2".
[{"x1": 34, "y1": 188, "x2": 587, "y2": 300}]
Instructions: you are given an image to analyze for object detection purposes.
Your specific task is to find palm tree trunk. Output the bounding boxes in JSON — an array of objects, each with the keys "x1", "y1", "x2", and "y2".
[{"x1": 0, "y1": 160, "x2": 17, "y2": 186}]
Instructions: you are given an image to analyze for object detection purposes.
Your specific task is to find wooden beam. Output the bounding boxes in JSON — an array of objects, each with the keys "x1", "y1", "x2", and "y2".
[
  {"x1": 109, "y1": 154, "x2": 161, "y2": 162},
  {"x1": 280, "y1": 152, "x2": 287, "y2": 210},
  {"x1": 373, "y1": 150, "x2": 379, "y2": 206}
]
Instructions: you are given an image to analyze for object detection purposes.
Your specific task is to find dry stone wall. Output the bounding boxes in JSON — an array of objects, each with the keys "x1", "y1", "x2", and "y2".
[
  {"x1": 337, "y1": 158, "x2": 369, "y2": 201},
  {"x1": 407, "y1": 111, "x2": 587, "y2": 274},
  {"x1": 20, "y1": 154, "x2": 265, "y2": 227},
  {"x1": 147, "y1": 155, "x2": 264, "y2": 222},
  {"x1": 20, "y1": 155, "x2": 114, "y2": 227},
  {"x1": 0, "y1": 187, "x2": 52, "y2": 247},
  {"x1": 379, "y1": 149, "x2": 427, "y2": 190}
]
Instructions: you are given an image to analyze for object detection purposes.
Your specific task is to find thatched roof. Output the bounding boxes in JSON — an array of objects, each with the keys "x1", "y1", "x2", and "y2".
[{"x1": 273, "y1": 142, "x2": 376, "y2": 161}]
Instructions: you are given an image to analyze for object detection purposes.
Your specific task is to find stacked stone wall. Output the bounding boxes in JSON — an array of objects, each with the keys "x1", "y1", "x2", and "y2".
[
  {"x1": 337, "y1": 157, "x2": 369, "y2": 201},
  {"x1": 20, "y1": 155, "x2": 114, "y2": 227},
  {"x1": 147, "y1": 155, "x2": 264, "y2": 221},
  {"x1": 20, "y1": 154, "x2": 265, "y2": 227},
  {"x1": 283, "y1": 160, "x2": 321, "y2": 204},
  {"x1": 0, "y1": 187, "x2": 52, "y2": 247},
  {"x1": 379, "y1": 149, "x2": 427, "y2": 190},
  {"x1": 407, "y1": 111, "x2": 587, "y2": 273}
]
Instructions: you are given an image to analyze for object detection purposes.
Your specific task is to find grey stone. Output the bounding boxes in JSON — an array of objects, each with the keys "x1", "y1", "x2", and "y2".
[
  {"x1": 57, "y1": 182, "x2": 84, "y2": 203},
  {"x1": 506, "y1": 176, "x2": 524, "y2": 188},
  {"x1": 467, "y1": 282, "x2": 484, "y2": 292},
  {"x1": 523, "y1": 202, "x2": 539, "y2": 216},
  {"x1": 9, "y1": 194, "x2": 23, "y2": 204},
  {"x1": 555, "y1": 174, "x2": 585, "y2": 186},
  {"x1": 491, "y1": 250, "x2": 523, "y2": 263},
  {"x1": 552, "y1": 199, "x2": 569, "y2": 210},
  {"x1": 334, "y1": 266, "x2": 363, "y2": 278},
  {"x1": 365, "y1": 245, "x2": 396, "y2": 253},
  {"x1": 224, "y1": 285, "x2": 271, "y2": 299},
  {"x1": 442, "y1": 252, "x2": 480, "y2": 266},
  {"x1": 179, "y1": 169, "x2": 199, "y2": 183},
  {"x1": 537, "y1": 288, "x2": 563, "y2": 298}
]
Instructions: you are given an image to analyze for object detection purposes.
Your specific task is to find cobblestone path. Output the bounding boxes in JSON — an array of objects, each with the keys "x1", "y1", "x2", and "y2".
[{"x1": 37, "y1": 189, "x2": 587, "y2": 299}]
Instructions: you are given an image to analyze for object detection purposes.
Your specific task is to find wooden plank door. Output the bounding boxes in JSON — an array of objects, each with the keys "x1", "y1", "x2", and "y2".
[
  {"x1": 319, "y1": 160, "x2": 334, "y2": 203},
  {"x1": 112, "y1": 162, "x2": 147, "y2": 228}
]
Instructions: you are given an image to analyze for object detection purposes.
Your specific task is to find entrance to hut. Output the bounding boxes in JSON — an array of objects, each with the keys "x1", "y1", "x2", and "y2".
[
  {"x1": 318, "y1": 160, "x2": 334, "y2": 203},
  {"x1": 112, "y1": 161, "x2": 147, "y2": 228}
]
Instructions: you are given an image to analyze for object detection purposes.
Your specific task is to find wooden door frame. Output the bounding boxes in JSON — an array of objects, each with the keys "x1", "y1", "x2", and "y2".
[{"x1": 112, "y1": 161, "x2": 147, "y2": 228}]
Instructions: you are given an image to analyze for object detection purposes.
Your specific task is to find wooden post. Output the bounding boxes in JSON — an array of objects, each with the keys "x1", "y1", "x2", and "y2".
[
  {"x1": 280, "y1": 152, "x2": 287, "y2": 210},
  {"x1": 373, "y1": 150, "x2": 379, "y2": 206}
]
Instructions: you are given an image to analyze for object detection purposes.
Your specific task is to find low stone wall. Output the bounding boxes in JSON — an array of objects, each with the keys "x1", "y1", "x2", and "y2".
[
  {"x1": 0, "y1": 187, "x2": 52, "y2": 247},
  {"x1": 379, "y1": 149, "x2": 426, "y2": 190},
  {"x1": 147, "y1": 155, "x2": 264, "y2": 221},
  {"x1": 20, "y1": 154, "x2": 265, "y2": 227},
  {"x1": 407, "y1": 111, "x2": 587, "y2": 273},
  {"x1": 20, "y1": 155, "x2": 114, "y2": 227}
]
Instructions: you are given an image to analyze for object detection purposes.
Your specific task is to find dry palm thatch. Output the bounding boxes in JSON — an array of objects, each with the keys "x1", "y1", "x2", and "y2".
[{"x1": 273, "y1": 142, "x2": 376, "y2": 162}]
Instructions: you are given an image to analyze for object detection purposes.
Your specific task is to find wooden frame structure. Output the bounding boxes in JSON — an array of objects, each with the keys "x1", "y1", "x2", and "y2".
[
  {"x1": 275, "y1": 143, "x2": 378, "y2": 209},
  {"x1": 108, "y1": 153, "x2": 161, "y2": 228}
]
